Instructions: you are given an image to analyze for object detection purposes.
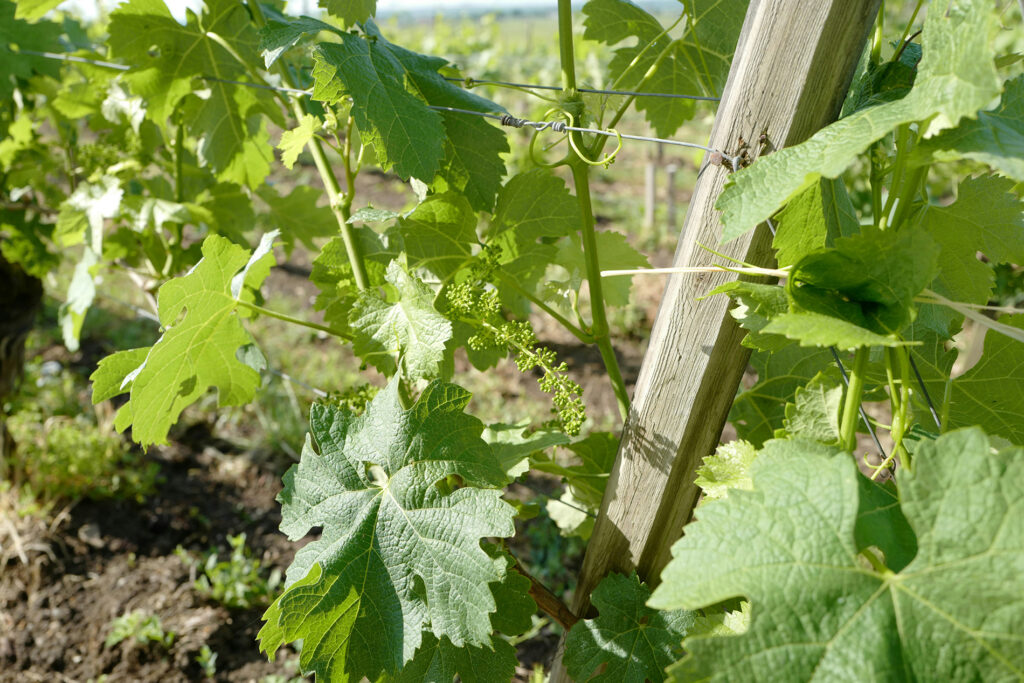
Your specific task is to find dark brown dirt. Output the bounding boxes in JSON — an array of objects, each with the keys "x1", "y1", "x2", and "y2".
[{"x1": 0, "y1": 438, "x2": 306, "y2": 682}]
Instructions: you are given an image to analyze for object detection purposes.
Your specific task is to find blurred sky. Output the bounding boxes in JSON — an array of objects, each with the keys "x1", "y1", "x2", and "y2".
[{"x1": 59, "y1": 0, "x2": 572, "y2": 21}]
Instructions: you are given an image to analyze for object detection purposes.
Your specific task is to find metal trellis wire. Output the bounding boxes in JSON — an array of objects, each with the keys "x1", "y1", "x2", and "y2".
[
  {"x1": 17, "y1": 49, "x2": 736, "y2": 162},
  {"x1": 442, "y1": 76, "x2": 720, "y2": 102}
]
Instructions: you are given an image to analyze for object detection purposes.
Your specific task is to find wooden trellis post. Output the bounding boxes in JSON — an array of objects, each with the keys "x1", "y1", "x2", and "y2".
[{"x1": 550, "y1": 0, "x2": 881, "y2": 677}]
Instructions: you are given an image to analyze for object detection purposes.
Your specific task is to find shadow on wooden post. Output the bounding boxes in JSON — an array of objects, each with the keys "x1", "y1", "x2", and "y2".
[{"x1": 548, "y1": 0, "x2": 882, "y2": 678}]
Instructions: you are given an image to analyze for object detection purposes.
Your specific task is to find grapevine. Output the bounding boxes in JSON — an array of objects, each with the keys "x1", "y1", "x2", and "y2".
[{"x1": 1, "y1": 0, "x2": 1023, "y2": 680}]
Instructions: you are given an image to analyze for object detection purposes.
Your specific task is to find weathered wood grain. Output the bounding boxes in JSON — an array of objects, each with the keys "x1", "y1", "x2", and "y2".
[{"x1": 549, "y1": 0, "x2": 881, "y2": 678}]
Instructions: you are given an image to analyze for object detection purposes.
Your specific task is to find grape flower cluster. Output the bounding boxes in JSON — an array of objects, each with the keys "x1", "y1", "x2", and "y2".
[{"x1": 446, "y1": 249, "x2": 585, "y2": 435}]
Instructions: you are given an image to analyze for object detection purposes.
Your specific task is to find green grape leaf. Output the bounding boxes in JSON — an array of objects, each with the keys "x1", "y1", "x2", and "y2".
[
  {"x1": 121, "y1": 196, "x2": 191, "y2": 233},
  {"x1": 391, "y1": 549, "x2": 534, "y2": 682},
  {"x1": 761, "y1": 311, "x2": 914, "y2": 350},
  {"x1": 855, "y1": 476, "x2": 917, "y2": 574},
  {"x1": 349, "y1": 260, "x2": 452, "y2": 381},
  {"x1": 676, "y1": 0, "x2": 750, "y2": 98},
  {"x1": 311, "y1": 20, "x2": 503, "y2": 184},
  {"x1": 277, "y1": 113, "x2": 318, "y2": 169},
  {"x1": 89, "y1": 232, "x2": 278, "y2": 446},
  {"x1": 942, "y1": 316, "x2": 1024, "y2": 444},
  {"x1": 650, "y1": 429, "x2": 1024, "y2": 681},
  {"x1": 555, "y1": 231, "x2": 650, "y2": 308},
  {"x1": 771, "y1": 227, "x2": 941, "y2": 346},
  {"x1": 432, "y1": 106, "x2": 509, "y2": 213},
  {"x1": 533, "y1": 432, "x2": 615, "y2": 539},
  {"x1": 348, "y1": 206, "x2": 400, "y2": 224},
  {"x1": 482, "y1": 421, "x2": 570, "y2": 482},
  {"x1": 312, "y1": 33, "x2": 443, "y2": 180},
  {"x1": 709, "y1": 281, "x2": 790, "y2": 352},
  {"x1": 0, "y1": 115, "x2": 34, "y2": 169},
  {"x1": 193, "y1": 182, "x2": 257, "y2": 240},
  {"x1": 55, "y1": 176, "x2": 123, "y2": 251},
  {"x1": 489, "y1": 170, "x2": 582, "y2": 311},
  {"x1": 565, "y1": 572, "x2": 693, "y2": 683},
  {"x1": 188, "y1": 86, "x2": 275, "y2": 189},
  {"x1": 320, "y1": 0, "x2": 375, "y2": 26},
  {"x1": 102, "y1": 80, "x2": 146, "y2": 131},
  {"x1": 547, "y1": 488, "x2": 595, "y2": 540},
  {"x1": 367, "y1": 28, "x2": 508, "y2": 212},
  {"x1": 107, "y1": 0, "x2": 277, "y2": 188},
  {"x1": 843, "y1": 42, "x2": 922, "y2": 116},
  {"x1": 91, "y1": 347, "x2": 151, "y2": 404},
  {"x1": 58, "y1": 247, "x2": 99, "y2": 353},
  {"x1": 496, "y1": 239, "x2": 558, "y2": 317},
  {"x1": 694, "y1": 440, "x2": 757, "y2": 503},
  {"x1": 531, "y1": 431, "x2": 618, "y2": 511},
  {"x1": 718, "y1": 0, "x2": 1001, "y2": 240},
  {"x1": 772, "y1": 176, "x2": 859, "y2": 267},
  {"x1": 390, "y1": 633, "x2": 516, "y2": 683},
  {"x1": 258, "y1": 15, "x2": 339, "y2": 68},
  {"x1": 682, "y1": 601, "x2": 750, "y2": 640},
  {"x1": 0, "y1": 211, "x2": 58, "y2": 279},
  {"x1": 484, "y1": 547, "x2": 537, "y2": 638},
  {"x1": 491, "y1": 169, "x2": 581, "y2": 243},
  {"x1": 0, "y1": 0, "x2": 61, "y2": 99},
  {"x1": 912, "y1": 175, "x2": 1024, "y2": 337},
  {"x1": 729, "y1": 345, "x2": 833, "y2": 446},
  {"x1": 310, "y1": 230, "x2": 390, "y2": 331},
  {"x1": 387, "y1": 194, "x2": 477, "y2": 282},
  {"x1": 14, "y1": 0, "x2": 61, "y2": 21},
  {"x1": 582, "y1": 0, "x2": 667, "y2": 92},
  {"x1": 782, "y1": 371, "x2": 843, "y2": 445},
  {"x1": 912, "y1": 74, "x2": 1024, "y2": 182},
  {"x1": 258, "y1": 379, "x2": 515, "y2": 681},
  {"x1": 634, "y1": 42, "x2": 701, "y2": 138},
  {"x1": 582, "y1": 0, "x2": 746, "y2": 136},
  {"x1": 256, "y1": 185, "x2": 336, "y2": 254}
]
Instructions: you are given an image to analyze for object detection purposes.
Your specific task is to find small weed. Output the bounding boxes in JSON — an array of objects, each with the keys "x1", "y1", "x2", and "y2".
[
  {"x1": 105, "y1": 610, "x2": 175, "y2": 649},
  {"x1": 176, "y1": 533, "x2": 282, "y2": 609},
  {"x1": 4, "y1": 412, "x2": 158, "y2": 505},
  {"x1": 196, "y1": 644, "x2": 218, "y2": 678},
  {"x1": 3, "y1": 357, "x2": 158, "y2": 507}
]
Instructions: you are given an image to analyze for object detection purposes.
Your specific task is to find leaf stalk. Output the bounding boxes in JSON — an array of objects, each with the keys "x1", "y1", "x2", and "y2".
[
  {"x1": 236, "y1": 300, "x2": 351, "y2": 340},
  {"x1": 840, "y1": 347, "x2": 869, "y2": 453},
  {"x1": 246, "y1": 0, "x2": 370, "y2": 291}
]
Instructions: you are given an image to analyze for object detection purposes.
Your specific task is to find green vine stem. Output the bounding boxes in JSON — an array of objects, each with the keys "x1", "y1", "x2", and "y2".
[
  {"x1": 174, "y1": 106, "x2": 184, "y2": 204},
  {"x1": 246, "y1": 1, "x2": 370, "y2": 291},
  {"x1": 599, "y1": 13, "x2": 684, "y2": 126},
  {"x1": 895, "y1": 347, "x2": 912, "y2": 471},
  {"x1": 869, "y1": 148, "x2": 885, "y2": 228},
  {"x1": 236, "y1": 300, "x2": 352, "y2": 340},
  {"x1": 895, "y1": 0, "x2": 926, "y2": 53},
  {"x1": 558, "y1": 0, "x2": 630, "y2": 420},
  {"x1": 879, "y1": 123, "x2": 911, "y2": 229},
  {"x1": 172, "y1": 104, "x2": 186, "y2": 246},
  {"x1": 840, "y1": 347, "x2": 869, "y2": 453},
  {"x1": 860, "y1": 547, "x2": 891, "y2": 575},
  {"x1": 869, "y1": 3, "x2": 884, "y2": 67},
  {"x1": 883, "y1": 347, "x2": 911, "y2": 471},
  {"x1": 494, "y1": 270, "x2": 595, "y2": 344},
  {"x1": 681, "y1": 1, "x2": 714, "y2": 95},
  {"x1": 597, "y1": 38, "x2": 678, "y2": 153}
]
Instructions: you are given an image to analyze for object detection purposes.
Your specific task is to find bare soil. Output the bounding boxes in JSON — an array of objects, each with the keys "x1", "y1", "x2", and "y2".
[{"x1": 0, "y1": 433, "x2": 305, "y2": 682}]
